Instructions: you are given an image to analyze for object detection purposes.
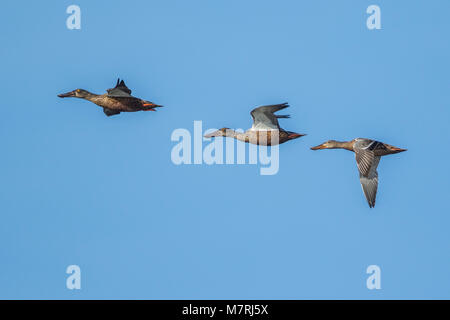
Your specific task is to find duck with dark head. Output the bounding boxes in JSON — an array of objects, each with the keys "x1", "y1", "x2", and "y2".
[{"x1": 58, "y1": 78, "x2": 163, "y2": 117}]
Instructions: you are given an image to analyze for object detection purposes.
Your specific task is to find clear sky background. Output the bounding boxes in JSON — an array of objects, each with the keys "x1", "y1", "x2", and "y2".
[{"x1": 0, "y1": 0, "x2": 449, "y2": 299}]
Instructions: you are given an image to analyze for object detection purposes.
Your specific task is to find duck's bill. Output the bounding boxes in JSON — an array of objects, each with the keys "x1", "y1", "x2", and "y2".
[
  {"x1": 203, "y1": 132, "x2": 217, "y2": 138},
  {"x1": 203, "y1": 130, "x2": 222, "y2": 138},
  {"x1": 57, "y1": 91, "x2": 75, "y2": 98},
  {"x1": 310, "y1": 143, "x2": 326, "y2": 150}
]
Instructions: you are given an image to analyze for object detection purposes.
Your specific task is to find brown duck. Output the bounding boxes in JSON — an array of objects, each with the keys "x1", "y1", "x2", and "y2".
[
  {"x1": 204, "y1": 103, "x2": 305, "y2": 146},
  {"x1": 58, "y1": 79, "x2": 163, "y2": 116},
  {"x1": 311, "y1": 138, "x2": 406, "y2": 208}
]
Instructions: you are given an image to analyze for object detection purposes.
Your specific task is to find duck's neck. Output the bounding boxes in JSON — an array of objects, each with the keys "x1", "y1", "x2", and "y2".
[
  {"x1": 81, "y1": 91, "x2": 100, "y2": 102},
  {"x1": 222, "y1": 129, "x2": 246, "y2": 142},
  {"x1": 330, "y1": 140, "x2": 354, "y2": 151}
]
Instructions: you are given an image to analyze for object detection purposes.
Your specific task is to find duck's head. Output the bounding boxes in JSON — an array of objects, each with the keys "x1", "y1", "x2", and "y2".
[
  {"x1": 58, "y1": 89, "x2": 90, "y2": 99},
  {"x1": 204, "y1": 128, "x2": 232, "y2": 138},
  {"x1": 311, "y1": 140, "x2": 338, "y2": 150}
]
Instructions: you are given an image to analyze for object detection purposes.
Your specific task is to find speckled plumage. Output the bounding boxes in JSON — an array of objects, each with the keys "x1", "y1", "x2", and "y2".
[
  {"x1": 58, "y1": 79, "x2": 163, "y2": 116},
  {"x1": 311, "y1": 138, "x2": 407, "y2": 208},
  {"x1": 204, "y1": 103, "x2": 305, "y2": 146}
]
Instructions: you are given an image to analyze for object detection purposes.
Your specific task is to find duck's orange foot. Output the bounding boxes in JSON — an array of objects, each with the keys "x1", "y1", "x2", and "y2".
[
  {"x1": 388, "y1": 146, "x2": 407, "y2": 153},
  {"x1": 142, "y1": 103, "x2": 157, "y2": 111},
  {"x1": 288, "y1": 133, "x2": 305, "y2": 139}
]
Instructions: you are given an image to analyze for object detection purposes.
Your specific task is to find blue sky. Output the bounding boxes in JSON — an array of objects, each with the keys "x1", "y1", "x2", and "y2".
[{"x1": 0, "y1": 0, "x2": 449, "y2": 299}]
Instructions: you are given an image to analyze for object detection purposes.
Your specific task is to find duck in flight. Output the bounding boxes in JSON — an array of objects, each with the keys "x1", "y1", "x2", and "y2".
[
  {"x1": 57, "y1": 79, "x2": 163, "y2": 116},
  {"x1": 311, "y1": 138, "x2": 406, "y2": 208},
  {"x1": 204, "y1": 103, "x2": 305, "y2": 146}
]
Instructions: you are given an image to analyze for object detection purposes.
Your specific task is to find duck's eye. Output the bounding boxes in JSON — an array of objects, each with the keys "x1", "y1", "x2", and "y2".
[{"x1": 76, "y1": 89, "x2": 81, "y2": 93}]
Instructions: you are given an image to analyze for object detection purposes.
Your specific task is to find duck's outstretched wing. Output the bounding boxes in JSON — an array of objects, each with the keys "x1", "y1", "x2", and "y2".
[
  {"x1": 354, "y1": 139, "x2": 384, "y2": 176},
  {"x1": 354, "y1": 140, "x2": 381, "y2": 208},
  {"x1": 359, "y1": 156, "x2": 380, "y2": 208},
  {"x1": 106, "y1": 78, "x2": 133, "y2": 97},
  {"x1": 250, "y1": 103, "x2": 290, "y2": 131},
  {"x1": 103, "y1": 108, "x2": 121, "y2": 117},
  {"x1": 359, "y1": 170, "x2": 378, "y2": 208}
]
